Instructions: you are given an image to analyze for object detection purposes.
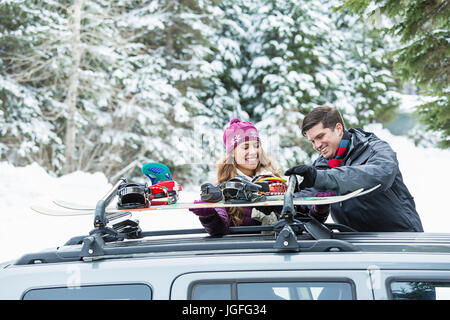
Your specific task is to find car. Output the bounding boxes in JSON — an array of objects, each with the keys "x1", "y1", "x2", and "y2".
[{"x1": 1, "y1": 200, "x2": 450, "y2": 302}]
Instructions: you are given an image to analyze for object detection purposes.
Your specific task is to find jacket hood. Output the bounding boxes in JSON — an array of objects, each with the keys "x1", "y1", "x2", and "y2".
[{"x1": 348, "y1": 127, "x2": 379, "y2": 144}]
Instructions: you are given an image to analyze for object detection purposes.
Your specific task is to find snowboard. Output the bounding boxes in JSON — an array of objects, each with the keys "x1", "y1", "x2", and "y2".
[
  {"x1": 53, "y1": 194, "x2": 285, "y2": 211},
  {"x1": 30, "y1": 185, "x2": 380, "y2": 217}
]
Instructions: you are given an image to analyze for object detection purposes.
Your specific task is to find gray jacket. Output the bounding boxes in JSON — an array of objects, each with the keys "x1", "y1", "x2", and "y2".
[{"x1": 296, "y1": 128, "x2": 424, "y2": 232}]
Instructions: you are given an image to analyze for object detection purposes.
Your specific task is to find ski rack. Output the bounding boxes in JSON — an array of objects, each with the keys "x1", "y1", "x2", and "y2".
[
  {"x1": 94, "y1": 178, "x2": 127, "y2": 229},
  {"x1": 273, "y1": 175, "x2": 335, "y2": 251},
  {"x1": 14, "y1": 222, "x2": 358, "y2": 265},
  {"x1": 71, "y1": 175, "x2": 358, "y2": 260},
  {"x1": 86, "y1": 178, "x2": 142, "y2": 250}
]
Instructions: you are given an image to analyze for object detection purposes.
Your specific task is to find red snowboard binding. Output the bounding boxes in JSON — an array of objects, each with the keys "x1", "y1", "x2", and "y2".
[
  {"x1": 141, "y1": 162, "x2": 182, "y2": 205},
  {"x1": 149, "y1": 180, "x2": 183, "y2": 205},
  {"x1": 252, "y1": 175, "x2": 288, "y2": 195}
]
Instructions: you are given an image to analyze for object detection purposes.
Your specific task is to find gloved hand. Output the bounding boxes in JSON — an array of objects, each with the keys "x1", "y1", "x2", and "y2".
[
  {"x1": 294, "y1": 205, "x2": 310, "y2": 215},
  {"x1": 251, "y1": 209, "x2": 278, "y2": 235},
  {"x1": 309, "y1": 192, "x2": 335, "y2": 223},
  {"x1": 284, "y1": 165, "x2": 317, "y2": 189},
  {"x1": 189, "y1": 200, "x2": 217, "y2": 218}
]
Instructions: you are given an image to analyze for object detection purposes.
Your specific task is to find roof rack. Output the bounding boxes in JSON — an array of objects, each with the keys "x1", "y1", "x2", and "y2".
[
  {"x1": 63, "y1": 223, "x2": 355, "y2": 246},
  {"x1": 85, "y1": 175, "x2": 352, "y2": 250},
  {"x1": 14, "y1": 176, "x2": 363, "y2": 265}
]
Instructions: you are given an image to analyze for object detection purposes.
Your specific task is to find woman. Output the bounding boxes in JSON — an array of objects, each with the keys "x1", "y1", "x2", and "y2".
[{"x1": 189, "y1": 118, "x2": 283, "y2": 236}]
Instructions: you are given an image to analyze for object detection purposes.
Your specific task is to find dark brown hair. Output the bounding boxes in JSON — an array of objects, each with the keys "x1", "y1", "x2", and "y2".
[{"x1": 301, "y1": 106, "x2": 345, "y2": 136}]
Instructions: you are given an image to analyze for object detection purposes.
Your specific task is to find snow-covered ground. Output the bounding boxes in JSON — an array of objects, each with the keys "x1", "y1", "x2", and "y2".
[
  {"x1": 1, "y1": 124, "x2": 449, "y2": 263},
  {"x1": 0, "y1": 165, "x2": 202, "y2": 263}
]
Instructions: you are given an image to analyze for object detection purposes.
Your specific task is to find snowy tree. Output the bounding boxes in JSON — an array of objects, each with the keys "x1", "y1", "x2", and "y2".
[
  {"x1": 96, "y1": 0, "x2": 222, "y2": 182},
  {"x1": 64, "y1": 0, "x2": 83, "y2": 173},
  {"x1": 326, "y1": 11, "x2": 400, "y2": 127},
  {"x1": 1, "y1": 0, "x2": 221, "y2": 182},
  {"x1": 339, "y1": 0, "x2": 450, "y2": 148},
  {"x1": 0, "y1": 1, "x2": 66, "y2": 171},
  {"x1": 0, "y1": 1, "x2": 125, "y2": 173},
  {"x1": 0, "y1": 0, "x2": 408, "y2": 183},
  {"x1": 202, "y1": 0, "x2": 401, "y2": 169}
]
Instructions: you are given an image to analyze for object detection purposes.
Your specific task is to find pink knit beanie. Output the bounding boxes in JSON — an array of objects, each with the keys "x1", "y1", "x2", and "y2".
[{"x1": 223, "y1": 118, "x2": 260, "y2": 153}]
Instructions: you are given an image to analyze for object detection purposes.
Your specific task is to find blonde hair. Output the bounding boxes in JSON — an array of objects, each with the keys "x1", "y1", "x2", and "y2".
[{"x1": 216, "y1": 148, "x2": 281, "y2": 226}]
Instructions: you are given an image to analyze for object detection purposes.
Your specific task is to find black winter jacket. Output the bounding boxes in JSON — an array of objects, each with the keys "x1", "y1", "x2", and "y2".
[{"x1": 295, "y1": 128, "x2": 424, "y2": 232}]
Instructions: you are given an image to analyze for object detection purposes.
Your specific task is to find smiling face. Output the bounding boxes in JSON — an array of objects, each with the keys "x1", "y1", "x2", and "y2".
[
  {"x1": 233, "y1": 140, "x2": 261, "y2": 176},
  {"x1": 306, "y1": 122, "x2": 344, "y2": 159}
]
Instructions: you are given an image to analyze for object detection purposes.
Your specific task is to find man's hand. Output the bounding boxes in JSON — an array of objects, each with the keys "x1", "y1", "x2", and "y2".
[
  {"x1": 284, "y1": 165, "x2": 317, "y2": 189},
  {"x1": 311, "y1": 191, "x2": 335, "y2": 214}
]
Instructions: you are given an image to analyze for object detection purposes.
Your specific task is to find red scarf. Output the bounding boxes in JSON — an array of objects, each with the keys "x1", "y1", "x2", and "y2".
[{"x1": 327, "y1": 131, "x2": 351, "y2": 168}]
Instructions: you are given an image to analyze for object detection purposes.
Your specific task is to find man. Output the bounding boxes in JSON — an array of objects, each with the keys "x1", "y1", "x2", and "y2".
[{"x1": 285, "y1": 106, "x2": 423, "y2": 232}]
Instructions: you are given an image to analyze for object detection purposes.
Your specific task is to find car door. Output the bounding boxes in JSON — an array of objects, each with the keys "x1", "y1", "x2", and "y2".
[{"x1": 171, "y1": 270, "x2": 374, "y2": 300}]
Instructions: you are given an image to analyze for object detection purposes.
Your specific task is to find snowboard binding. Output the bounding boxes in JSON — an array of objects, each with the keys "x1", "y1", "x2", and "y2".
[
  {"x1": 221, "y1": 176, "x2": 266, "y2": 204},
  {"x1": 142, "y1": 162, "x2": 182, "y2": 205},
  {"x1": 199, "y1": 176, "x2": 281, "y2": 204},
  {"x1": 252, "y1": 175, "x2": 288, "y2": 195},
  {"x1": 142, "y1": 162, "x2": 172, "y2": 185},
  {"x1": 117, "y1": 182, "x2": 150, "y2": 209},
  {"x1": 200, "y1": 183, "x2": 223, "y2": 203},
  {"x1": 149, "y1": 180, "x2": 182, "y2": 205}
]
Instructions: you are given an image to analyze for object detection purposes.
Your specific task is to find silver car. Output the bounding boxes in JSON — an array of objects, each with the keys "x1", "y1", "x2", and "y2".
[{"x1": 1, "y1": 213, "x2": 450, "y2": 301}]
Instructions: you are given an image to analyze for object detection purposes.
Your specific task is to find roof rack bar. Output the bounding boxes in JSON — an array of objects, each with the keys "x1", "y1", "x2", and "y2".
[
  {"x1": 274, "y1": 175, "x2": 304, "y2": 250},
  {"x1": 303, "y1": 217, "x2": 332, "y2": 240},
  {"x1": 229, "y1": 226, "x2": 274, "y2": 233},
  {"x1": 121, "y1": 226, "x2": 274, "y2": 240},
  {"x1": 139, "y1": 224, "x2": 347, "y2": 238},
  {"x1": 140, "y1": 226, "x2": 274, "y2": 238},
  {"x1": 64, "y1": 221, "x2": 353, "y2": 247},
  {"x1": 140, "y1": 228, "x2": 207, "y2": 237},
  {"x1": 326, "y1": 223, "x2": 357, "y2": 233},
  {"x1": 280, "y1": 175, "x2": 298, "y2": 220},
  {"x1": 79, "y1": 238, "x2": 360, "y2": 260},
  {"x1": 94, "y1": 178, "x2": 126, "y2": 229},
  {"x1": 64, "y1": 224, "x2": 316, "y2": 247},
  {"x1": 55, "y1": 173, "x2": 355, "y2": 261},
  {"x1": 14, "y1": 237, "x2": 361, "y2": 265}
]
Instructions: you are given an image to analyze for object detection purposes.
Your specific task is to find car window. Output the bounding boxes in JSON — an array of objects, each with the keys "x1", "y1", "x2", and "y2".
[
  {"x1": 390, "y1": 281, "x2": 450, "y2": 300},
  {"x1": 191, "y1": 281, "x2": 353, "y2": 300},
  {"x1": 22, "y1": 284, "x2": 152, "y2": 300},
  {"x1": 191, "y1": 283, "x2": 232, "y2": 300},
  {"x1": 237, "y1": 282, "x2": 353, "y2": 300}
]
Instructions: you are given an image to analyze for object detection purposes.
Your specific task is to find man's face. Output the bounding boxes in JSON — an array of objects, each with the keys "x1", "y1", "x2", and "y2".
[{"x1": 305, "y1": 122, "x2": 344, "y2": 159}]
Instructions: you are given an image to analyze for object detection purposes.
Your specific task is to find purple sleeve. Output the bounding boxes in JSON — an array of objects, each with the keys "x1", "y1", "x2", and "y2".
[
  {"x1": 309, "y1": 192, "x2": 334, "y2": 223},
  {"x1": 189, "y1": 201, "x2": 230, "y2": 236},
  {"x1": 199, "y1": 207, "x2": 231, "y2": 236}
]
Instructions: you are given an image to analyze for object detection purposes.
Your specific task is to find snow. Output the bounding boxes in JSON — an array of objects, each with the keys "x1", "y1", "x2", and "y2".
[
  {"x1": 364, "y1": 124, "x2": 450, "y2": 234},
  {"x1": 399, "y1": 94, "x2": 438, "y2": 112},
  {"x1": 0, "y1": 163, "x2": 202, "y2": 263},
  {"x1": 1, "y1": 124, "x2": 450, "y2": 263}
]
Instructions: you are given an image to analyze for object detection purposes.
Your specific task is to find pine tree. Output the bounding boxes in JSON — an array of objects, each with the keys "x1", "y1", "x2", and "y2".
[
  {"x1": 327, "y1": 11, "x2": 400, "y2": 127},
  {"x1": 0, "y1": 1, "x2": 125, "y2": 173},
  {"x1": 339, "y1": 0, "x2": 450, "y2": 148},
  {"x1": 0, "y1": 0, "x2": 411, "y2": 182},
  {"x1": 100, "y1": 0, "x2": 222, "y2": 182},
  {"x1": 0, "y1": 1, "x2": 66, "y2": 171},
  {"x1": 203, "y1": 0, "x2": 401, "y2": 168}
]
